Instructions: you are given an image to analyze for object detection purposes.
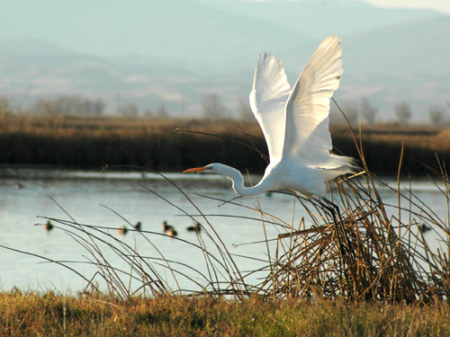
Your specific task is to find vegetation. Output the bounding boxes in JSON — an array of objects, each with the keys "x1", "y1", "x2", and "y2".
[
  {"x1": 395, "y1": 101, "x2": 413, "y2": 125},
  {"x1": 429, "y1": 105, "x2": 449, "y2": 126},
  {"x1": 1, "y1": 108, "x2": 450, "y2": 334},
  {"x1": 19, "y1": 135, "x2": 447, "y2": 304},
  {"x1": 33, "y1": 96, "x2": 106, "y2": 117},
  {"x1": 1, "y1": 291, "x2": 449, "y2": 336},
  {"x1": 202, "y1": 93, "x2": 230, "y2": 120},
  {"x1": 0, "y1": 113, "x2": 449, "y2": 175}
]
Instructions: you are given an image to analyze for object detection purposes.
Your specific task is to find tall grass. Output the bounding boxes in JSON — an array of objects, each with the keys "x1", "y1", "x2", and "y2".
[
  {"x1": 0, "y1": 113, "x2": 449, "y2": 174},
  {"x1": 5, "y1": 114, "x2": 444, "y2": 306},
  {"x1": 261, "y1": 167, "x2": 449, "y2": 303}
]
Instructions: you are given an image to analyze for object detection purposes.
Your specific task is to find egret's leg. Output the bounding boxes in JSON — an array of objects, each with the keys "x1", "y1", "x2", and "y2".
[
  {"x1": 319, "y1": 197, "x2": 354, "y2": 258},
  {"x1": 317, "y1": 199, "x2": 346, "y2": 256},
  {"x1": 322, "y1": 198, "x2": 353, "y2": 247}
]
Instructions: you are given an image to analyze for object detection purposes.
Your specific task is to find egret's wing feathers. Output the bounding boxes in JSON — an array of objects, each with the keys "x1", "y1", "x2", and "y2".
[
  {"x1": 283, "y1": 35, "x2": 343, "y2": 166},
  {"x1": 250, "y1": 53, "x2": 291, "y2": 161}
]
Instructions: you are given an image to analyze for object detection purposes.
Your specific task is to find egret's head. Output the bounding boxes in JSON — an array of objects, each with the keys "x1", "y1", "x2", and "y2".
[
  {"x1": 184, "y1": 163, "x2": 240, "y2": 174},
  {"x1": 182, "y1": 163, "x2": 218, "y2": 174},
  {"x1": 183, "y1": 163, "x2": 244, "y2": 195}
]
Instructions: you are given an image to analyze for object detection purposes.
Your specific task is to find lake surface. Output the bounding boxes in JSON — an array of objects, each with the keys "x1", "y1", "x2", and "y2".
[{"x1": 0, "y1": 169, "x2": 447, "y2": 294}]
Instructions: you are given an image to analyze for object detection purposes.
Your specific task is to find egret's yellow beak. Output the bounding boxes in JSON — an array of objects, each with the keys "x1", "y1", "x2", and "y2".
[{"x1": 183, "y1": 167, "x2": 206, "y2": 173}]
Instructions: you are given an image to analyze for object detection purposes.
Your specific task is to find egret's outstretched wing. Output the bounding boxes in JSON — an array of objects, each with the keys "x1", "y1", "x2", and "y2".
[
  {"x1": 283, "y1": 35, "x2": 343, "y2": 165},
  {"x1": 249, "y1": 53, "x2": 291, "y2": 162}
]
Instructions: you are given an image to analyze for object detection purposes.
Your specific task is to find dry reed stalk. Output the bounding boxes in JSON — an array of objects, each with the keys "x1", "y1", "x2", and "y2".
[
  {"x1": 8, "y1": 154, "x2": 450, "y2": 304},
  {"x1": 253, "y1": 102, "x2": 450, "y2": 304},
  {"x1": 3, "y1": 112, "x2": 449, "y2": 304}
]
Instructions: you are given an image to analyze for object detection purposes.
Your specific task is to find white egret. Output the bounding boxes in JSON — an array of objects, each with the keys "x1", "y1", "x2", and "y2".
[{"x1": 183, "y1": 36, "x2": 356, "y2": 252}]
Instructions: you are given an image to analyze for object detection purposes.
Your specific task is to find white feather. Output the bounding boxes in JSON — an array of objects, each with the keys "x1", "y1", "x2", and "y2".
[
  {"x1": 184, "y1": 35, "x2": 355, "y2": 198},
  {"x1": 249, "y1": 53, "x2": 291, "y2": 161}
]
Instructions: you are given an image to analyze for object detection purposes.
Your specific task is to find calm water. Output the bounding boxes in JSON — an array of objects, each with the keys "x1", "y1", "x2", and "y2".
[{"x1": 0, "y1": 169, "x2": 447, "y2": 293}]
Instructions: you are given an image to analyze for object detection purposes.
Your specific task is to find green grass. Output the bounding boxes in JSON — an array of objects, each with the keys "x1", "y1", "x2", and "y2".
[{"x1": 1, "y1": 291, "x2": 449, "y2": 336}]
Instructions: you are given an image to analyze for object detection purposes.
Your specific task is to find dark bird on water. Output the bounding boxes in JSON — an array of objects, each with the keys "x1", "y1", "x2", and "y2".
[
  {"x1": 162, "y1": 221, "x2": 174, "y2": 232},
  {"x1": 419, "y1": 223, "x2": 431, "y2": 233},
  {"x1": 187, "y1": 221, "x2": 202, "y2": 233},
  {"x1": 117, "y1": 225, "x2": 128, "y2": 235},
  {"x1": 44, "y1": 220, "x2": 54, "y2": 231},
  {"x1": 134, "y1": 221, "x2": 142, "y2": 231},
  {"x1": 167, "y1": 227, "x2": 178, "y2": 237},
  {"x1": 162, "y1": 220, "x2": 177, "y2": 237}
]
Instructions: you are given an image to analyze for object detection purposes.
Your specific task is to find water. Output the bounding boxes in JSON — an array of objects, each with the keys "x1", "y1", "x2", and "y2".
[{"x1": 0, "y1": 169, "x2": 448, "y2": 293}]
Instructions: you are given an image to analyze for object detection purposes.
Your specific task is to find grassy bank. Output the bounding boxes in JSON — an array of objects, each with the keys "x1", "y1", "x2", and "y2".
[
  {"x1": 1, "y1": 291, "x2": 449, "y2": 336},
  {"x1": 0, "y1": 114, "x2": 449, "y2": 175},
  {"x1": 2, "y1": 115, "x2": 450, "y2": 336}
]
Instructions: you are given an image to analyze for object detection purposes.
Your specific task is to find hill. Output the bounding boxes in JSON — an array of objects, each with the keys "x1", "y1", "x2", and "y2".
[{"x1": 0, "y1": 0, "x2": 449, "y2": 121}]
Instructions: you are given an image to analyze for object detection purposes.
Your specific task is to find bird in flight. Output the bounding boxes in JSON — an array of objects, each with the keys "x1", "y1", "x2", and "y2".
[
  {"x1": 183, "y1": 36, "x2": 356, "y2": 255},
  {"x1": 184, "y1": 35, "x2": 355, "y2": 200}
]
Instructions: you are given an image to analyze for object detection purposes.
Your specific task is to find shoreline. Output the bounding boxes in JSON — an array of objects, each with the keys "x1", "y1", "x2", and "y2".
[{"x1": 0, "y1": 115, "x2": 448, "y2": 177}]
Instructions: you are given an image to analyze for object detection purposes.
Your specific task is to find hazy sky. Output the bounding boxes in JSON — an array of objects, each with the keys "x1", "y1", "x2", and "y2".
[{"x1": 361, "y1": 0, "x2": 450, "y2": 14}]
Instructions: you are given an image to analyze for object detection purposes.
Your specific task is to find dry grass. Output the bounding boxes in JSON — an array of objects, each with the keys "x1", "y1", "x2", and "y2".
[
  {"x1": 1, "y1": 291, "x2": 449, "y2": 336},
  {"x1": 0, "y1": 112, "x2": 444, "y2": 141},
  {"x1": 10, "y1": 132, "x2": 447, "y2": 306},
  {"x1": 2, "y1": 111, "x2": 448, "y2": 305},
  {"x1": 0, "y1": 114, "x2": 267, "y2": 172},
  {"x1": 1, "y1": 112, "x2": 450, "y2": 334},
  {"x1": 0, "y1": 113, "x2": 449, "y2": 175},
  {"x1": 0, "y1": 113, "x2": 260, "y2": 138},
  {"x1": 260, "y1": 171, "x2": 450, "y2": 303}
]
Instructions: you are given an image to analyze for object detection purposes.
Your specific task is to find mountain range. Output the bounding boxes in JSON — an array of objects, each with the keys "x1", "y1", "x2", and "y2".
[{"x1": 0, "y1": 0, "x2": 449, "y2": 122}]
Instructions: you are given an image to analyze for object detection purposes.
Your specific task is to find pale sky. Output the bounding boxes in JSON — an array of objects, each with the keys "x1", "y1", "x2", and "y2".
[{"x1": 360, "y1": 0, "x2": 450, "y2": 14}]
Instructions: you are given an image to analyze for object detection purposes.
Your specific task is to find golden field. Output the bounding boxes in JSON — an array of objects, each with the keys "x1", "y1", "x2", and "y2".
[
  {"x1": 0, "y1": 113, "x2": 448, "y2": 175},
  {"x1": 1, "y1": 291, "x2": 449, "y2": 336}
]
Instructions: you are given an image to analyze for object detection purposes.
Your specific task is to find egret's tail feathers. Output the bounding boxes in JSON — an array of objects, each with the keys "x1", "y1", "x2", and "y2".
[{"x1": 319, "y1": 155, "x2": 358, "y2": 181}]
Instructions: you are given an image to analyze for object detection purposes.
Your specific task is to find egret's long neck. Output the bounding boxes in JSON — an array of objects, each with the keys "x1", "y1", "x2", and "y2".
[{"x1": 220, "y1": 165, "x2": 271, "y2": 196}]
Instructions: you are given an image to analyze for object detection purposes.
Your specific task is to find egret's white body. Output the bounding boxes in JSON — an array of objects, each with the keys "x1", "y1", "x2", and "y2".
[{"x1": 184, "y1": 35, "x2": 355, "y2": 198}]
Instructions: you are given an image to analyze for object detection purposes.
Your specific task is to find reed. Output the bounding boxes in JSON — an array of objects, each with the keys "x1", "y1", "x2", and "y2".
[
  {"x1": 0, "y1": 113, "x2": 449, "y2": 175},
  {"x1": 260, "y1": 158, "x2": 450, "y2": 304},
  {"x1": 2, "y1": 112, "x2": 450, "y2": 306}
]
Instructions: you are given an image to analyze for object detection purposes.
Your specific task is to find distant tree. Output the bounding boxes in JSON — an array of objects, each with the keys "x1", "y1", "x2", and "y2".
[
  {"x1": 0, "y1": 96, "x2": 11, "y2": 115},
  {"x1": 117, "y1": 104, "x2": 139, "y2": 117},
  {"x1": 53, "y1": 96, "x2": 72, "y2": 115},
  {"x1": 429, "y1": 105, "x2": 447, "y2": 126},
  {"x1": 92, "y1": 98, "x2": 105, "y2": 116},
  {"x1": 237, "y1": 97, "x2": 254, "y2": 122},
  {"x1": 339, "y1": 101, "x2": 359, "y2": 125},
  {"x1": 156, "y1": 105, "x2": 169, "y2": 119},
  {"x1": 15, "y1": 103, "x2": 28, "y2": 115},
  {"x1": 55, "y1": 96, "x2": 81, "y2": 115},
  {"x1": 360, "y1": 98, "x2": 378, "y2": 125},
  {"x1": 32, "y1": 96, "x2": 106, "y2": 116},
  {"x1": 395, "y1": 101, "x2": 412, "y2": 125},
  {"x1": 143, "y1": 108, "x2": 153, "y2": 118},
  {"x1": 33, "y1": 98, "x2": 58, "y2": 116},
  {"x1": 202, "y1": 94, "x2": 229, "y2": 120}
]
